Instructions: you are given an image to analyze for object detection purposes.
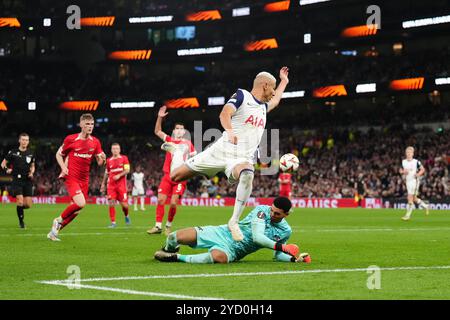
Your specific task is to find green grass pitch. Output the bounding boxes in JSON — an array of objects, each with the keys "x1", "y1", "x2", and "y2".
[{"x1": 0, "y1": 203, "x2": 449, "y2": 300}]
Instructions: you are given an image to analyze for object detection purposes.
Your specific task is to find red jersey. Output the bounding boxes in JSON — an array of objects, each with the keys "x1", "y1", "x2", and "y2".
[
  {"x1": 162, "y1": 135, "x2": 195, "y2": 175},
  {"x1": 106, "y1": 155, "x2": 129, "y2": 189},
  {"x1": 60, "y1": 133, "x2": 103, "y2": 182},
  {"x1": 279, "y1": 172, "x2": 292, "y2": 190}
]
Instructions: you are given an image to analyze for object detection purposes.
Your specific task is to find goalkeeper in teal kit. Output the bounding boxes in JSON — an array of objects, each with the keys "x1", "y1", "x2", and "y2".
[{"x1": 154, "y1": 197, "x2": 311, "y2": 264}]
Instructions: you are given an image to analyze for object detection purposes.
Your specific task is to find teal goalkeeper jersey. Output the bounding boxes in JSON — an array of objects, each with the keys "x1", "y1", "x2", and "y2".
[{"x1": 217, "y1": 205, "x2": 292, "y2": 261}]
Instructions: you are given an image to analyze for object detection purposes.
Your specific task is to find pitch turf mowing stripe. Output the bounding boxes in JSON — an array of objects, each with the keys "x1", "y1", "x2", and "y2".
[
  {"x1": 37, "y1": 281, "x2": 225, "y2": 300},
  {"x1": 38, "y1": 265, "x2": 450, "y2": 283}
]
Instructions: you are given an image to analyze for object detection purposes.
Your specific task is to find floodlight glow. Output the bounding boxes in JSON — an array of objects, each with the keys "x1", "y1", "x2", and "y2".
[
  {"x1": 356, "y1": 83, "x2": 376, "y2": 93},
  {"x1": 402, "y1": 14, "x2": 450, "y2": 28},
  {"x1": 177, "y1": 46, "x2": 223, "y2": 56},
  {"x1": 129, "y1": 16, "x2": 173, "y2": 23},
  {"x1": 282, "y1": 91, "x2": 305, "y2": 98}
]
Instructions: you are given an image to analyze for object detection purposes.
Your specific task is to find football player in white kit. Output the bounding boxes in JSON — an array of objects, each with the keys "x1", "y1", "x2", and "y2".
[
  {"x1": 400, "y1": 146, "x2": 429, "y2": 221},
  {"x1": 131, "y1": 165, "x2": 146, "y2": 211},
  {"x1": 161, "y1": 67, "x2": 290, "y2": 241}
]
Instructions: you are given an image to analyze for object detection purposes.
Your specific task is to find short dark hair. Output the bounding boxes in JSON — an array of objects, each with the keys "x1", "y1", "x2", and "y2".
[
  {"x1": 174, "y1": 122, "x2": 184, "y2": 129},
  {"x1": 19, "y1": 133, "x2": 29, "y2": 138},
  {"x1": 111, "y1": 142, "x2": 120, "y2": 147},
  {"x1": 273, "y1": 197, "x2": 292, "y2": 214}
]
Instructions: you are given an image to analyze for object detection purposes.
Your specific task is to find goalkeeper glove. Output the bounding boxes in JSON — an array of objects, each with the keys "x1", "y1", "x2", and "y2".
[{"x1": 293, "y1": 252, "x2": 311, "y2": 263}]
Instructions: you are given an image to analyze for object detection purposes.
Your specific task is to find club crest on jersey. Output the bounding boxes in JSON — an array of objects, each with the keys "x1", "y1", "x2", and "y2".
[
  {"x1": 26, "y1": 156, "x2": 32, "y2": 163},
  {"x1": 244, "y1": 115, "x2": 265, "y2": 128},
  {"x1": 257, "y1": 211, "x2": 265, "y2": 219}
]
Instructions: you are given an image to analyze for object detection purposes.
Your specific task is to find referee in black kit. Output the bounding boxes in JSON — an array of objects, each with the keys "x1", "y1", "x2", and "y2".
[{"x1": 1, "y1": 133, "x2": 35, "y2": 228}]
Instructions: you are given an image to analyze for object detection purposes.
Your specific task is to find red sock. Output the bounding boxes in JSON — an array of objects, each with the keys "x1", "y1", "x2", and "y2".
[
  {"x1": 122, "y1": 206, "x2": 129, "y2": 217},
  {"x1": 168, "y1": 206, "x2": 177, "y2": 223},
  {"x1": 61, "y1": 203, "x2": 81, "y2": 220},
  {"x1": 60, "y1": 212, "x2": 79, "y2": 230},
  {"x1": 156, "y1": 204, "x2": 165, "y2": 223},
  {"x1": 109, "y1": 206, "x2": 116, "y2": 222}
]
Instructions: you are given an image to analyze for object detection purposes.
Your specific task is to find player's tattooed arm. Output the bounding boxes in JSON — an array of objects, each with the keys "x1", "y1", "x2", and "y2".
[
  {"x1": 155, "y1": 105, "x2": 169, "y2": 141},
  {"x1": 100, "y1": 168, "x2": 108, "y2": 194},
  {"x1": 28, "y1": 162, "x2": 35, "y2": 178},
  {"x1": 96, "y1": 152, "x2": 106, "y2": 166},
  {"x1": 267, "y1": 66, "x2": 289, "y2": 113}
]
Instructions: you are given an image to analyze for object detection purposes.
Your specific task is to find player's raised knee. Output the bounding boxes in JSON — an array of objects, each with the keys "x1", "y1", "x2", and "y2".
[
  {"x1": 239, "y1": 168, "x2": 254, "y2": 185},
  {"x1": 75, "y1": 199, "x2": 86, "y2": 208}
]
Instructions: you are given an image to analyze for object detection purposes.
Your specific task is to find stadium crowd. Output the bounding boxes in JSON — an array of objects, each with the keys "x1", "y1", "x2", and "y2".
[
  {"x1": 2, "y1": 48, "x2": 449, "y2": 104},
  {"x1": 1, "y1": 126, "x2": 448, "y2": 200}
]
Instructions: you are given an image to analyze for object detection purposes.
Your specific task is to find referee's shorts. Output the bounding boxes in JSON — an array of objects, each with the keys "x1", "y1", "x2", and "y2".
[{"x1": 10, "y1": 179, "x2": 33, "y2": 197}]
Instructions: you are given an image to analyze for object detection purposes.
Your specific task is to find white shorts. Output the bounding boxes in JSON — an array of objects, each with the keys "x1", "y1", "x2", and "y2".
[
  {"x1": 406, "y1": 178, "x2": 420, "y2": 196},
  {"x1": 185, "y1": 143, "x2": 253, "y2": 184},
  {"x1": 132, "y1": 186, "x2": 145, "y2": 196}
]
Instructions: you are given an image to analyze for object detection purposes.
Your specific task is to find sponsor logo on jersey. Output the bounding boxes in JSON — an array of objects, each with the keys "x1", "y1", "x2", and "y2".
[
  {"x1": 257, "y1": 211, "x2": 265, "y2": 219},
  {"x1": 110, "y1": 168, "x2": 124, "y2": 173},
  {"x1": 244, "y1": 115, "x2": 265, "y2": 128},
  {"x1": 74, "y1": 153, "x2": 93, "y2": 159}
]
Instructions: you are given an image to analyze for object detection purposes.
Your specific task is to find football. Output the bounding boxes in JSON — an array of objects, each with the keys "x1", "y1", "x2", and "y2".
[{"x1": 279, "y1": 153, "x2": 299, "y2": 172}]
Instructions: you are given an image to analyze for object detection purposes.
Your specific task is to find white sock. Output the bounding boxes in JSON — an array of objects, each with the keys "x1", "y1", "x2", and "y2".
[
  {"x1": 133, "y1": 198, "x2": 137, "y2": 210},
  {"x1": 229, "y1": 169, "x2": 254, "y2": 224},
  {"x1": 166, "y1": 221, "x2": 172, "y2": 228},
  {"x1": 405, "y1": 203, "x2": 414, "y2": 218},
  {"x1": 416, "y1": 199, "x2": 428, "y2": 209},
  {"x1": 155, "y1": 222, "x2": 162, "y2": 228},
  {"x1": 140, "y1": 196, "x2": 145, "y2": 208}
]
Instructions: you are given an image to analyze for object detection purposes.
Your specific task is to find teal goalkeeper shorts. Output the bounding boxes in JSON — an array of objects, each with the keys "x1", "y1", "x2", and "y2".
[{"x1": 191, "y1": 226, "x2": 237, "y2": 262}]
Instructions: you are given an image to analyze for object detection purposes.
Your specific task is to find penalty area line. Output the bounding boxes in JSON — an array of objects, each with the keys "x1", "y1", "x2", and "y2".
[{"x1": 36, "y1": 280, "x2": 225, "y2": 300}]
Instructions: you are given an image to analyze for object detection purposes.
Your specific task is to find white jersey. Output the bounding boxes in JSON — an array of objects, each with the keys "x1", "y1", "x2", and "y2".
[
  {"x1": 213, "y1": 88, "x2": 267, "y2": 161},
  {"x1": 132, "y1": 172, "x2": 145, "y2": 189},
  {"x1": 402, "y1": 158, "x2": 422, "y2": 182}
]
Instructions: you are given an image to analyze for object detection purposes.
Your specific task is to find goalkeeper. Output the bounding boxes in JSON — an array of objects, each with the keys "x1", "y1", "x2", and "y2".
[{"x1": 154, "y1": 197, "x2": 311, "y2": 264}]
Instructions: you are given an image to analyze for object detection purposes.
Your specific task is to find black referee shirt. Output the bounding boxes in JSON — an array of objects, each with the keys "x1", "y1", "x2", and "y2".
[{"x1": 4, "y1": 148, "x2": 35, "y2": 181}]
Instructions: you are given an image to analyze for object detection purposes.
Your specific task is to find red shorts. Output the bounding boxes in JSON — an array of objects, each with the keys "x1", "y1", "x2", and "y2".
[
  {"x1": 158, "y1": 174, "x2": 186, "y2": 197},
  {"x1": 279, "y1": 188, "x2": 292, "y2": 198},
  {"x1": 107, "y1": 185, "x2": 128, "y2": 202},
  {"x1": 65, "y1": 179, "x2": 89, "y2": 199}
]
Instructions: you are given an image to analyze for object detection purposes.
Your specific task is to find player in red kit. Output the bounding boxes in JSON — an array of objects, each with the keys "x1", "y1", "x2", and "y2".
[
  {"x1": 279, "y1": 171, "x2": 293, "y2": 199},
  {"x1": 47, "y1": 113, "x2": 106, "y2": 241},
  {"x1": 147, "y1": 106, "x2": 196, "y2": 236},
  {"x1": 100, "y1": 143, "x2": 131, "y2": 228}
]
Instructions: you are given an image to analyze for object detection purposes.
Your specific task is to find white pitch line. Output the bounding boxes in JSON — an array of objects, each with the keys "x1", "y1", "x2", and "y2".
[
  {"x1": 40, "y1": 265, "x2": 450, "y2": 284},
  {"x1": 37, "y1": 281, "x2": 225, "y2": 300},
  {"x1": 292, "y1": 227, "x2": 450, "y2": 232},
  {"x1": 0, "y1": 232, "x2": 146, "y2": 237}
]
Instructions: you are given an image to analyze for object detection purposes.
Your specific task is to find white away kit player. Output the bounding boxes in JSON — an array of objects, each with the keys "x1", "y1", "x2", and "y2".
[
  {"x1": 400, "y1": 146, "x2": 429, "y2": 221},
  {"x1": 160, "y1": 67, "x2": 290, "y2": 241},
  {"x1": 132, "y1": 165, "x2": 146, "y2": 211}
]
